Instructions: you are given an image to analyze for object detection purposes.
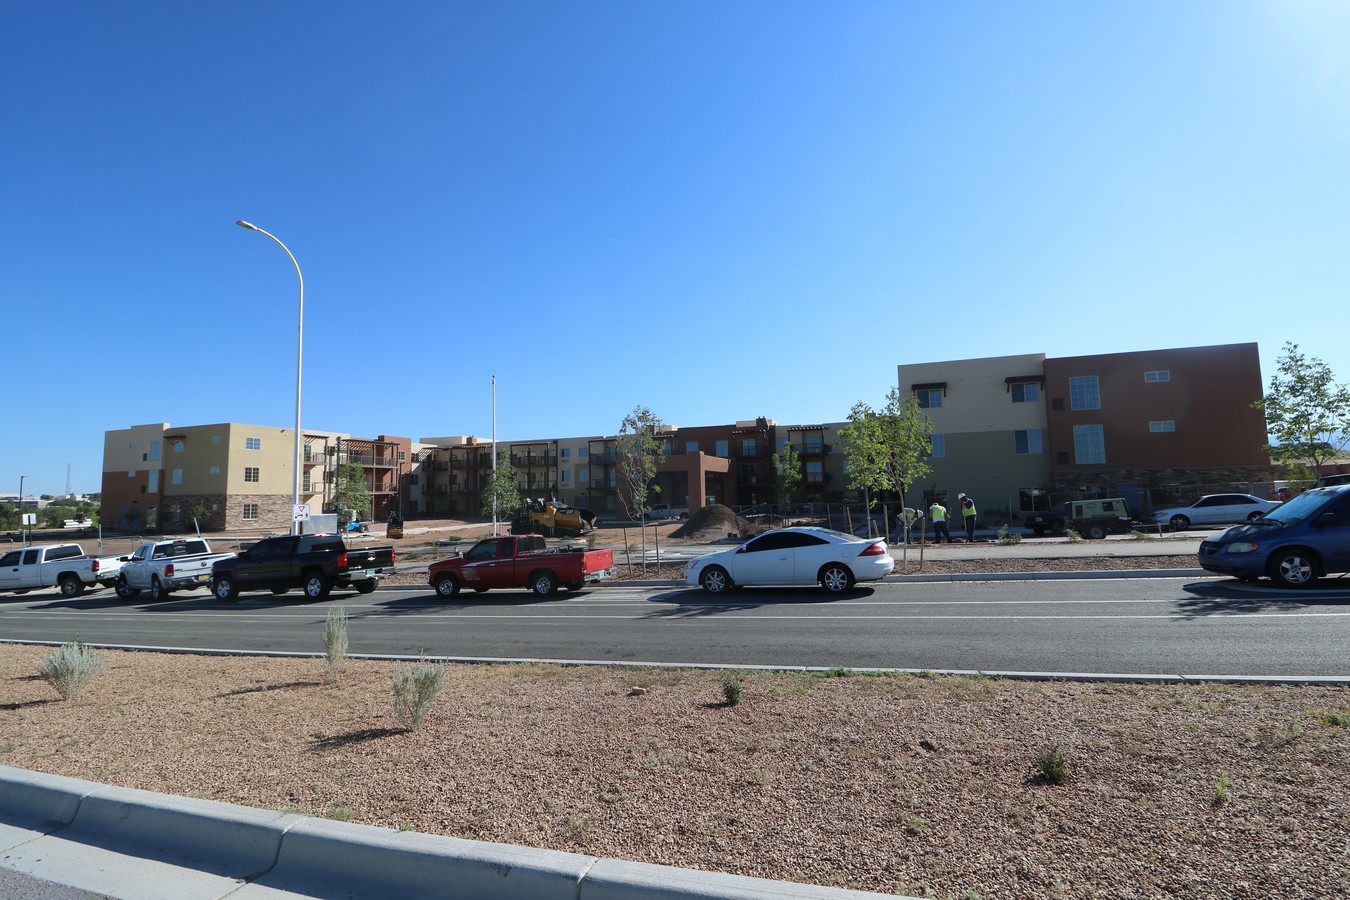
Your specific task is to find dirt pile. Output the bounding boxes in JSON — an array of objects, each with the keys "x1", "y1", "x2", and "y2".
[{"x1": 669, "y1": 504, "x2": 761, "y2": 541}]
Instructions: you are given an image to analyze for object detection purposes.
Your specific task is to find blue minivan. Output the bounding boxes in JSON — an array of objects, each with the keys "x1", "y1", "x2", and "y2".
[{"x1": 1198, "y1": 485, "x2": 1350, "y2": 586}]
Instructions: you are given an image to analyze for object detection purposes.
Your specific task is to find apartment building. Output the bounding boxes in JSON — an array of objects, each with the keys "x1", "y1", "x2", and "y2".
[
  {"x1": 101, "y1": 423, "x2": 410, "y2": 533},
  {"x1": 898, "y1": 353, "x2": 1052, "y2": 515},
  {"x1": 1042, "y1": 343, "x2": 1271, "y2": 504},
  {"x1": 899, "y1": 343, "x2": 1273, "y2": 519}
]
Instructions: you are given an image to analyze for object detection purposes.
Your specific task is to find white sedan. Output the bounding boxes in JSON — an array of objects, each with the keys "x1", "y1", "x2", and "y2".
[
  {"x1": 1149, "y1": 493, "x2": 1282, "y2": 531},
  {"x1": 684, "y1": 526, "x2": 894, "y2": 595}
]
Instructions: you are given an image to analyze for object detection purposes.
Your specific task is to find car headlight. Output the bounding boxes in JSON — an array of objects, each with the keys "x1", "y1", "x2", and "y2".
[{"x1": 1224, "y1": 543, "x2": 1260, "y2": 554}]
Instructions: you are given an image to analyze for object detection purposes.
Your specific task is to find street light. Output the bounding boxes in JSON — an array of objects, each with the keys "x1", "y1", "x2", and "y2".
[
  {"x1": 236, "y1": 220, "x2": 304, "y2": 535},
  {"x1": 17, "y1": 475, "x2": 26, "y2": 545}
]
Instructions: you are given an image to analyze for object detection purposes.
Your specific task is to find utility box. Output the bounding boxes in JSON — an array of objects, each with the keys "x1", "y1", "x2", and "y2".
[{"x1": 299, "y1": 513, "x2": 339, "y2": 534}]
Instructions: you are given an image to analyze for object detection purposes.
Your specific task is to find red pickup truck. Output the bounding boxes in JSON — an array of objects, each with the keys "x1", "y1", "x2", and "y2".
[{"x1": 428, "y1": 535, "x2": 615, "y2": 598}]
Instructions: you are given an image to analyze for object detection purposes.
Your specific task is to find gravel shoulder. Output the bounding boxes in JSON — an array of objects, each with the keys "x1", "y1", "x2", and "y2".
[{"x1": 4, "y1": 525, "x2": 1346, "y2": 898}]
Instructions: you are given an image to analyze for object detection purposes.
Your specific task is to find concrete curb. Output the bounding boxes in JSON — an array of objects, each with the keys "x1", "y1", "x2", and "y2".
[{"x1": 0, "y1": 766, "x2": 903, "y2": 900}]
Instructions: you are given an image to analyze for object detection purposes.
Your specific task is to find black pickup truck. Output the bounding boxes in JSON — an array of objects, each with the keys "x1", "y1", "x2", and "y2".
[{"x1": 210, "y1": 534, "x2": 395, "y2": 600}]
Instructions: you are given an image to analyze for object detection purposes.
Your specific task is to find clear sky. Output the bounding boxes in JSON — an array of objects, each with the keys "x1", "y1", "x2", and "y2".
[{"x1": 4, "y1": 1, "x2": 1349, "y2": 497}]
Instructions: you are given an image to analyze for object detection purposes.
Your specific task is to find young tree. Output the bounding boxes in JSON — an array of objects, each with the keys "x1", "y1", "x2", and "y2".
[
  {"x1": 1255, "y1": 342, "x2": 1350, "y2": 480},
  {"x1": 331, "y1": 462, "x2": 371, "y2": 525},
  {"x1": 771, "y1": 442, "x2": 803, "y2": 512},
  {"x1": 838, "y1": 388, "x2": 935, "y2": 513},
  {"x1": 479, "y1": 451, "x2": 522, "y2": 521},
  {"x1": 615, "y1": 406, "x2": 663, "y2": 520}
]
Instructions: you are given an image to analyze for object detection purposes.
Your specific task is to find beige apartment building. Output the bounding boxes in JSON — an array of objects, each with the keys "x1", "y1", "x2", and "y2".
[
  {"x1": 899, "y1": 353, "x2": 1052, "y2": 517},
  {"x1": 101, "y1": 423, "x2": 409, "y2": 533}
]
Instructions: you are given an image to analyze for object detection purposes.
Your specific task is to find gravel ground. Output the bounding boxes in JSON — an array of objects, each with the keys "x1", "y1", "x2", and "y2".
[
  {"x1": 1, "y1": 647, "x2": 1345, "y2": 899},
  {"x1": 6, "y1": 528, "x2": 1346, "y2": 898}
]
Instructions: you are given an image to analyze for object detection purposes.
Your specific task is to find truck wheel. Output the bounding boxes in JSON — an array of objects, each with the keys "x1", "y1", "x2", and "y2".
[
  {"x1": 114, "y1": 576, "x2": 141, "y2": 600},
  {"x1": 700, "y1": 566, "x2": 731, "y2": 595},
  {"x1": 58, "y1": 574, "x2": 84, "y2": 598},
  {"x1": 303, "y1": 573, "x2": 332, "y2": 600},
  {"x1": 531, "y1": 572, "x2": 558, "y2": 596},
  {"x1": 564, "y1": 581, "x2": 584, "y2": 592},
  {"x1": 149, "y1": 577, "x2": 169, "y2": 601},
  {"x1": 435, "y1": 574, "x2": 461, "y2": 597},
  {"x1": 355, "y1": 581, "x2": 377, "y2": 594},
  {"x1": 214, "y1": 576, "x2": 239, "y2": 601},
  {"x1": 1269, "y1": 550, "x2": 1318, "y2": 587},
  {"x1": 1085, "y1": 525, "x2": 1107, "y2": 540}
]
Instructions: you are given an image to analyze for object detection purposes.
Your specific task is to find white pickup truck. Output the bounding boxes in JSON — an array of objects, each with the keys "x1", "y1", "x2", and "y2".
[
  {"x1": 643, "y1": 503, "x2": 690, "y2": 521},
  {"x1": 114, "y1": 538, "x2": 236, "y2": 601},
  {"x1": 0, "y1": 543, "x2": 124, "y2": 598}
]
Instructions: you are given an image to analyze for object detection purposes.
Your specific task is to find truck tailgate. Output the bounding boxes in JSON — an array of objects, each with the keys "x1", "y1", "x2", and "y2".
[{"x1": 582, "y1": 549, "x2": 614, "y2": 573}]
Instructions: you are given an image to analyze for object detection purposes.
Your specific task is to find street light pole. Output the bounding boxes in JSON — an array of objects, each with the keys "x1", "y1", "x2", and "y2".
[
  {"x1": 236, "y1": 220, "x2": 304, "y2": 535},
  {"x1": 18, "y1": 475, "x2": 26, "y2": 545}
]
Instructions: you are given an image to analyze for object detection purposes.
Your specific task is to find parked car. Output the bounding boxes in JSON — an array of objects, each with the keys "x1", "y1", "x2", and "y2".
[
  {"x1": 1197, "y1": 485, "x2": 1350, "y2": 586},
  {"x1": 1149, "y1": 493, "x2": 1281, "y2": 531},
  {"x1": 427, "y1": 534, "x2": 615, "y2": 597},
  {"x1": 0, "y1": 543, "x2": 124, "y2": 598},
  {"x1": 1025, "y1": 498, "x2": 1134, "y2": 538},
  {"x1": 211, "y1": 533, "x2": 395, "y2": 600},
  {"x1": 114, "y1": 538, "x2": 236, "y2": 601},
  {"x1": 644, "y1": 503, "x2": 690, "y2": 521},
  {"x1": 684, "y1": 526, "x2": 894, "y2": 595}
]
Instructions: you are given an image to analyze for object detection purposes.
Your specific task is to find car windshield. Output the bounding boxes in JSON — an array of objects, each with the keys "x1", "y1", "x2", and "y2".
[{"x1": 1254, "y1": 490, "x2": 1334, "y2": 526}]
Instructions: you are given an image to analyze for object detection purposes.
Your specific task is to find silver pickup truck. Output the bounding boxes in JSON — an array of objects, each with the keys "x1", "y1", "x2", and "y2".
[{"x1": 114, "y1": 538, "x2": 235, "y2": 601}]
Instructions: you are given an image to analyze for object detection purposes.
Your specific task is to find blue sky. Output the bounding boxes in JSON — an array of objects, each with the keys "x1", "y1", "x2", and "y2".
[{"x1": 4, "y1": 1, "x2": 1349, "y2": 496}]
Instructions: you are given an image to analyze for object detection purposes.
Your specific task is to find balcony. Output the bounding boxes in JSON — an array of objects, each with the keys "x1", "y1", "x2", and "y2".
[{"x1": 793, "y1": 442, "x2": 830, "y2": 455}]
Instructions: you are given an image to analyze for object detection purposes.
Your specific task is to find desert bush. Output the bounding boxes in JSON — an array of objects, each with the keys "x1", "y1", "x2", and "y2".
[
  {"x1": 720, "y1": 670, "x2": 744, "y2": 706},
  {"x1": 1032, "y1": 744, "x2": 1073, "y2": 785},
  {"x1": 1214, "y1": 770, "x2": 1232, "y2": 804},
  {"x1": 392, "y1": 656, "x2": 447, "y2": 730},
  {"x1": 1065, "y1": 529, "x2": 1084, "y2": 544},
  {"x1": 323, "y1": 607, "x2": 350, "y2": 684},
  {"x1": 39, "y1": 637, "x2": 106, "y2": 700},
  {"x1": 996, "y1": 526, "x2": 1022, "y2": 545}
]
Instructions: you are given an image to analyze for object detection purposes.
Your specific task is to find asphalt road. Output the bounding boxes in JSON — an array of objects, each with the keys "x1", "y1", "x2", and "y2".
[{"x1": 3, "y1": 574, "x2": 1348, "y2": 678}]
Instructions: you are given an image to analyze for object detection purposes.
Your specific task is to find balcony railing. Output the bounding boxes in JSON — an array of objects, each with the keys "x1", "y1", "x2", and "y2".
[{"x1": 793, "y1": 442, "x2": 830, "y2": 455}]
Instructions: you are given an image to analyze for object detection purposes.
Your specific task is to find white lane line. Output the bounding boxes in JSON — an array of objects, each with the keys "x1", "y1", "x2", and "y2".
[{"x1": 4, "y1": 610, "x2": 1347, "y2": 622}]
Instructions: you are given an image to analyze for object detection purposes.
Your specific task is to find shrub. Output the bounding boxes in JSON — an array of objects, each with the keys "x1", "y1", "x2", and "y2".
[
  {"x1": 323, "y1": 607, "x2": 350, "y2": 684},
  {"x1": 996, "y1": 526, "x2": 1022, "y2": 545},
  {"x1": 720, "y1": 671, "x2": 744, "y2": 706},
  {"x1": 1129, "y1": 530, "x2": 1150, "y2": 541},
  {"x1": 1065, "y1": 529, "x2": 1084, "y2": 544},
  {"x1": 1032, "y1": 744, "x2": 1073, "y2": 785},
  {"x1": 1214, "y1": 771, "x2": 1232, "y2": 804},
  {"x1": 39, "y1": 637, "x2": 106, "y2": 700},
  {"x1": 1316, "y1": 707, "x2": 1350, "y2": 727},
  {"x1": 392, "y1": 656, "x2": 447, "y2": 731}
]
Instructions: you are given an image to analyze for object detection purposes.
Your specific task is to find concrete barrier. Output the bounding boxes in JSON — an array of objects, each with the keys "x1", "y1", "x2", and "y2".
[{"x1": 0, "y1": 766, "x2": 905, "y2": 900}]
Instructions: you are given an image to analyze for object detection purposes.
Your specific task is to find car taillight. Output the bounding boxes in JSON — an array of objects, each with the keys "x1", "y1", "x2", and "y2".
[
  {"x1": 859, "y1": 542, "x2": 886, "y2": 556},
  {"x1": 390, "y1": 548, "x2": 396, "y2": 564},
  {"x1": 337, "y1": 552, "x2": 348, "y2": 568},
  {"x1": 92, "y1": 560, "x2": 100, "y2": 573},
  {"x1": 164, "y1": 564, "x2": 174, "y2": 577}
]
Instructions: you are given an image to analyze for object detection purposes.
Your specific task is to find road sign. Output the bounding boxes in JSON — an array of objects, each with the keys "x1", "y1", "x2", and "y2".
[{"x1": 293, "y1": 504, "x2": 311, "y2": 521}]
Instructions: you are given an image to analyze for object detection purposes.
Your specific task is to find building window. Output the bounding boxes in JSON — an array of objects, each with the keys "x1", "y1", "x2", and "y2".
[
  {"x1": 930, "y1": 434, "x2": 946, "y2": 458},
  {"x1": 1069, "y1": 376, "x2": 1101, "y2": 410},
  {"x1": 740, "y1": 439, "x2": 757, "y2": 456},
  {"x1": 213, "y1": 436, "x2": 221, "y2": 444},
  {"x1": 150, "y1": 440, "x2": 161, "y2": 461},
  {"x1": 916, "y1": 389, "x2": 942, "y2": 409},
  {"x1": 171, "y1": 468, "x2": 182, "y2": 485},
  {"x1": 245, "y1": 437, "x2": 261, "y2": 450},
  {"x1": 806, "y1": 460, "x2": 824, "y2": 484},
  {"x1": 211, "y1": 466, "x2": 220, "y2": 474},
  {"x1": 148, "y1": 470, "x2": 158, "y2": 492},
  {"x1": 579, "y1": 447, "x2": 589, "y2": 457},
  {"x1": 1011, "y1": 383, "x2": 1039, "y2": 403},
  {"x1": 128, "y1": 470, "x2": 136, "y2": 477},
  {"x1": 716, "y1": 439, "x2": 729, "y2": 457},
  {"x1": 173, "y1": 440, "x2": 185, "y2": 453},
  {"x1": 129, "y1": 441, "x2": 138, "y2": 449},
  {"x1": 561, "y1": 448, "x2": 570, "y2": 458},
  {"x1": 242, "y1": 503, "x2": 259, "y2": 520},
  {"x1": 686, "y1": 440, "x2": 699, "y2": 453},
  {"x1": 661, "y1": 441, "x2": 674, "y2": 457},
  {"x1": 1014, "y1": 429, "x2": 1043, "y2": 454},
  {"x1": 244, "y1": 467, "x2": 260, "y2": 483},
  {"x1": 398, "y1": 451, "x2": 406, "y2": 462},
  {"x1": 561, "y1": 470, "x2": 570, "y2": 484},
  {"x1": 1073, "y1": 424, "x2": 1106, "y2": 464},
  {"x1": 1149, "y1": 420, "x2": 1176, "y2": 433},
  {"x1": 1145, "y1": 370, "x2": 1170, "y2": 383}
]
